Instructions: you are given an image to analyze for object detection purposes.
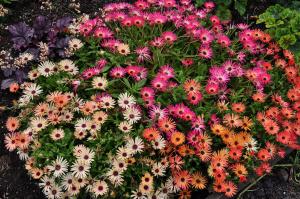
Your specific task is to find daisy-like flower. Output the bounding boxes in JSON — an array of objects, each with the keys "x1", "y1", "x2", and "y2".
[
  {"x1": 28, "y1": 69, "x2": 40, "y2": 80},
  {"x1": 118, "y1": 92, "x2": 136, "y2": 109},
  {"x1": 100, "y1": 95, "x2": 116, "y2": 109},
  {"x1": 61, "y1": 173, "x2": 75, "y2": 190},
  {"x1": 69, "y1": 38, "x2": 83, "y2": 51},
  {"x1": 48, "y1": 156, "x2": 69, "y2": 177},
  {"x1": 149, "y1": 105, "x2": 168, "y2": 120},
  {"x1": 131, "y1": 189, "x2": 147, "y2": 199},
  {"x1": 123, "y1": 106, "x2": 141, "y2": 124},
  {"x1": 30, "y1": 117, "x2": 48, "y2": 132},
  {"x1": 112, "y1": 159, "x2": 128, "y2": 172},
  {"x1": 6, "y1": 117, "x2": 20, "y2": 132},
  {"x1": 118, "y1": 121, "x2": 133, "y2": 133},
  {"x1": 76, "y1": 147, "x2": 95, "y2": 164},
  {"x1": 174, "y1": 170, "x2": 192, "y2": 190},
  {"x1": 117, "y1": 43, "x2": 130, "y2": 55},
  {"x1": 116, "y1": 146, "x2": 134, "y2": 160},
  {"x1": 39, "y1": 176, "x2": 55, "y2": 192},
  {"x1": 58, "y1": 59, "x2": 76, "y2": 73},
  {"x1": 92, "y1": 180, "x2": 108, "y2": 197},
  {"x1": 75, "y1": 118, "x2": 91, "y2": 132},
  {"x1": 198, "y1": 45, "x2": 213, "y2": 59},
  {"x1": 151, "y1": 162, "x2": 166, "y2": 177},
  {"x1": 92, "y1": 77, "x2": 108, "y2": 90},
  {"x1": 151, "y1": 136, "x2": 166, "y2": 150},
  {"x1": 38, "y1": 61, "x2": 56, "y2": 77},
  {"x1": 165, "y1": 177, "x2": 180, "y2": 193},
  {"x1": 71, "y1": 160, "x2": 91, "y2": 179},
  {"x1": 125, "y1": 137, "x2": 144, "y2": 154},
  {"x1": 23, "y1": 83, "x2": 43, "y2": 99},
  {"x1": 92, "y1": 111, "x2": 108, "y2": 125},
  {"x1": 135, "y1": 47, "x2": 151, "y2": 63},
  {"x1": 50, "y1": 129, "x2": 65, "y2": 141},
  {"x1": 45, "y1": 184, "x2": 63, "y2": 199},
  {"x1": 106, "y1": 167, "x2": 124, "y2": 185}
]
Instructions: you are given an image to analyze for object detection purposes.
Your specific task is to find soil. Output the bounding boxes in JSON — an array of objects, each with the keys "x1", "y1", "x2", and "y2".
[{"x1": 0, "y1": 0, "x2": 300, "y2": 199}]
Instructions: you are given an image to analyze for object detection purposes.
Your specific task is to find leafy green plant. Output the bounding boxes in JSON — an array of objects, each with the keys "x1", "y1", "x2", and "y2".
[
  {"x1": 0, "y1": 0, "x2": 17, "y2": 4},
  {"x1": 257, "y1": 4, "x2": 300, "y2": 63},
  {"x1": 195, "y1": 0, "x2": 248, "y2": 21}
]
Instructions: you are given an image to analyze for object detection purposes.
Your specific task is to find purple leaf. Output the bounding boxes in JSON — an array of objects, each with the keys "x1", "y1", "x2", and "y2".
[
  {"x1": 2, "y1": 68, "x2": 14, "y2": 77},
  {"x1": 1, "y1": 79, "x2": 14, "y2": 90},
  {"x1": 56, "y1": 16, "x2": 73, "y2": 31},
  {"x1": 15, "y1": 70, "x2": 27, "y2": 83},
  {"x1": 8, "y1": 22, "x2": 34, "y2": 50},
  {"x1": 33, "y1": 16, "x2": 51, "y2": 39}
]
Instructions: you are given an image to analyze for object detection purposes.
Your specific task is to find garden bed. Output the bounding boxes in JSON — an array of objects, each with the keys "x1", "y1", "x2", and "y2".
[{"x1": 1, "y1": 0, "x2": 300, "y2": 199}]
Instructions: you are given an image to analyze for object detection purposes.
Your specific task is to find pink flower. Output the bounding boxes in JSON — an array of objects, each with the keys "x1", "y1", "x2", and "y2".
[
  {"x1": 205, "y1": 82, "x2": 219, "y2": 95},
  {"x1": 135, "y1": 47, "x2": 151, "y2": 63},
  {"x1": 149, "y1": 105, "x2": 169, "y2": 120},
  {"x1": 151, "y1": 77, "x2": 168, "y2": 91},
  {"x1": 192, "y1": 116, "x2": 205, "y2": 132},
  {"x1": 163, "y1": 0, "x2": 177, "y2": 8},
  {"x1": 121, "y1": 17, "x2": 133, "y2": 27},
  {"x1": 110, "y1": 67, "x2": 126, "y2": 78},
  {"x1": 149, "y1": 13, "x2": 167, "y2": 25},
  {"x1": 210, "y1": 15, "x2": 220, "y2": 25},
  {"x1": 217, "y1": 34, "x2": 231, "y2": 47},
  {"x1": 199, "y1": 29, "x2": 214, "y2": 44},
  {"x1": 150, "y1": 37, "x2": 165, "y2": 47},
  {"x1": 135, "y1": 0, "x2": 150, "y2": 9},
  {"x1": 94, "y1": 27, "x2": 114, "y2": 39},
  {"x1": 158, "y1": 65, "x2": 175, "y2": 79},
  {"x1": 162, "y1": 31, "x2": 177, "y2": 44},
  {"x1": 181, "y1": 58, "x2": 194, "y2": 67},
  {"x1": 204, "y1": 1, "x2": 215, "y2": 10},
  {"x1": 187, "y1": 91, "x2": 203, "y2": 105},
  {"x1": 140, "y1": 87, "x2": 155, "y2": 98},
  {"x1": 198, "y1": 45, "x2": 213, "y2": 59},
  {"x1": 132, "y1": 16, "x2": 145, "y2": 27}
]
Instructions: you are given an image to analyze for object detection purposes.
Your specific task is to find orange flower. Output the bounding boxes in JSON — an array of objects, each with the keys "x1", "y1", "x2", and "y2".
[
  {"x1": 191, "y1": 172, "x2": 207, "y2": 189},
  {"x1": 257, "y1": 149, "x2": 271, "y2": 162},
  {"x1": 229, "y1": 147, "x2": 242, "y2": 161},
  {"x1": 196, "y1": 146, "x2": 212, "y2": 162},
  {"x1": 31, "y1": 168, "x2": 44, "y2": 179},
  {"x1": 178, "y1": 145, "x2": 194, "y2": 157},
  {"x1": 241, "y1": 116, "x2": 253, "y2": 131},
  {"x1": 213, "y1": 182, "x2": 225, "y2": 193},
  {"x1": 17, "y1": 133, "x2": 30, "y2": 149},
  {"x1": 220, "y1": 129, "x2": 234, "y2": 144},
  {"x1": 227, "y1": 134, "x2": 244, "y2": 148},
  {"x1": 80, "y1": 101, "x2": 97, "y2": 115},
  {"x1": 231, "y1": 102, "x2": 245, "y2": 113},
  {"x1": 223, "y1": 113, "x2": 242, "y2": 128},
  {"x1": 224, "y1": 181, "x2": 237, "y2": 198},
  {"x1": 263, "y1": 119, "x2": 279, "y2": 135},
  {"x1": 211, "y1": 149, "x2": 229, "y2": 170},
  {"x1": 217, "y1": 101, "x2": 229, "y2": 111},
  {"x1": 53, "y1": 94, "x2": 69, "y2": 108},
  {"x1": 183, "y1": 79, "x2": 201, "y2": 94},
  {"x1": 212, "y1": 170, "x2": 226, "y2": 183},
  {"x1": 198, "y1": 132, "x2": 212, "y2": 147},
  {"x1": 6, "y1": 117, "x2": 20, "y2": 132},
  {"x1": 233, "y1": 163, "x2": 248, "y2": 178},
  {"x1": 143, "y1": 128, "x2": 160, "y2": 141},
  {"x1": 179, "y1": 190, "x2": 191, "y2": 199},
  {"x1": 211, "y1": 124, "x2": 225, "y2": 136},
  {"x1": 158, "y1": 117, "x2": 176, "y2": 132},
  {"x1": 252, "y1": 92, "x2": 266, "y2": 103},
  {"x1": 9, "y1": 82, "x2": 19, "y2": 93},
  {"x1": 171, "y1": 131, "x2": 185, "y2": 146},
  {"x1": 174, "y1": 170, "x2": 191, "y2": 190},
  {"x1": 34, "y1": 103, "x2": 49, "y2": 117}
]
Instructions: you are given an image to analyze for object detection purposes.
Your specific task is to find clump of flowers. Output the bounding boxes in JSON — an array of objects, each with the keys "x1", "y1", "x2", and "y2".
[{"x1": 4, "y1": 1, "x2": 300, "y2": 199}]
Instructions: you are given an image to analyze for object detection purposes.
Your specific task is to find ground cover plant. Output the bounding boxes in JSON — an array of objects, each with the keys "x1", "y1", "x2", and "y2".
[{"x1": 3, "y1": 0, "x2": 300, "y2": 199}]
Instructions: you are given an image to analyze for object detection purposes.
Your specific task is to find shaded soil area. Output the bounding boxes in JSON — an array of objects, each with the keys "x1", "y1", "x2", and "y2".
[{"x1": 0, "y1": 0, "x2": 300, "y2": 199}]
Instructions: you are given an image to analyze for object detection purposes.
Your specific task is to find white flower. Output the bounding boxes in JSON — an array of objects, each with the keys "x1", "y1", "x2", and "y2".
[
  {"x1": 112, "y1": 159, "x2": 128, "y2": 172},
  {"x1": 75, "y1": 118, "x2": 91, "y2": 132},
  {"x1": 106, "y1": 168, "x2": 124, "y2": 186},
  {"x1": 61, "y1": 173, "x2": 74, "y2": 190},
  {"x1": 92, "y1": 180, "x2": 108, "y2": 196},
  {"x1": 125, "y1": 137, "x2": 144, "y2": 154},
  {"x1": 69, "y1": 38, "x2": 83, "y2": 50},
  {"x1": 71, "y1": 160, "x2": 90, "y2": 178},
  {"x1": 92, "y1": 77, "x2": 108, "y2": 90},
  {"x1": 118, "y1": 121, "x2": 133, "y2": 133},
  {"x1": 118, "y1": 92, "x2": 136, "y2": 109},
  {"x1": 123, "y1": 106, "x2": 141, "y2": 124},
  {"x1": 116, "y1": 146, "x2": 134, "y2": 161},
  {"x1": 58, "y1": 59, "x2": 76, "y2": 73},
  {"x1": 245, "y1": 138, "x2": 258, "y2": 152},
  {"x1": 39, "y1": 176, "x2": 55, "y2": 192},
  {"x1": 30, "y1": 117, "x2": 48, "y2": 132},
  {"x1": 100, "y1": 95, "x2": 115, "y2": 109},
  {"x1": 44, "y1": 184, "x2": 63, "y2": 199},
  {"x1": 131, "y1": 190, "x2": 147, "y2": 199},
  {"x1": 151, "y1": 162, "x2": 166, "y2": 177},
  {"x1": 48, "y1": 156, "x2": 69, "y2": 177},
  {"x1": 38, "y1": 61, "x2": 56, "y2": 77},
  {"x1": 151, "y1": 136, "x2": 166, "y2": 150},
  {"x1": 75, "y1": 147, "x2": 95, "y2": 164},
  {"x1": 50, "y1": 129, "x2": 65, "y2": 141},
  {"x1": 23, "y1": 83, "x2": 43, "y2": 99}
]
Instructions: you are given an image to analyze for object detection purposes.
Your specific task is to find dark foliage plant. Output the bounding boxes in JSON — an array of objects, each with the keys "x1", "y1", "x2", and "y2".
[{"x1": 1, "y1": 15, "x2": 73, "y2": 89}]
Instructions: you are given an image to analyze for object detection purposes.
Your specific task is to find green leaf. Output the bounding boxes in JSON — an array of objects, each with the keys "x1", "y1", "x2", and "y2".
[
  {"x1": 216, "y1": 5, "x2": 232, "y2": 21},
  {"x1": 278, "y1": 34, "x2": 297, "y2": 49},
  {"x1": 195, "y1": 0, "x2": 206, "y2": 7},
  {"x1": 234, "y1": 0, "x2": 248, "y2": 16}
]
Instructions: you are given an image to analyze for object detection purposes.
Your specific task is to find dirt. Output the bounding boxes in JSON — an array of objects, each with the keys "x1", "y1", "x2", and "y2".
[{"x1": 0, "y1": 0, "x2": 300, "y2": 199}]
